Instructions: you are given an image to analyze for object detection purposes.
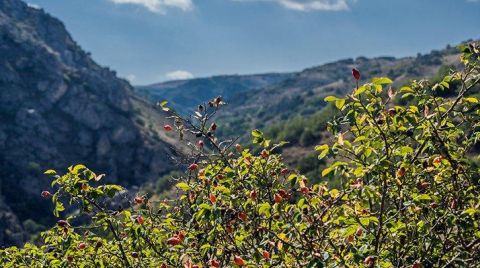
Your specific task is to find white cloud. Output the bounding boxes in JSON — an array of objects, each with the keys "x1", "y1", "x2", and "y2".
[
  {"x1": 165, "y1": 70, "x2": 194, "y2": 80},
  {"x1": 234, "y1": 0, "x2": 350, "y2": 11},
  {"x1": 27, "y1": 3, "x2": 41, "y2": 9},
  {"x1": 109, "y1": 0, "x2": 193, "y2": 14},
  {"x1": 125, "y1": 74, "x2": 137, "y2": 83}
]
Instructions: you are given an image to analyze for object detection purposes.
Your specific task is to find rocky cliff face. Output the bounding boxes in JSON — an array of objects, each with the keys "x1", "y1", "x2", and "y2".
[{"x1": 0, "y1": 0, "x2": 178, "y2": 246}]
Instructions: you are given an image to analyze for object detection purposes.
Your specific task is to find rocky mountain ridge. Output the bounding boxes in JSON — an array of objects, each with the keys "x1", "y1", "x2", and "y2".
[{"x1": 0, "y1": 0, "x2": 179, "y2": 246}]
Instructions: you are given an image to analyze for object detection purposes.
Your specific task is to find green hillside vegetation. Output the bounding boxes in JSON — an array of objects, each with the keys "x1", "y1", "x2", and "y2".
[{"x1": 1, "y1": 42, "x2": 479, "y2": 267}]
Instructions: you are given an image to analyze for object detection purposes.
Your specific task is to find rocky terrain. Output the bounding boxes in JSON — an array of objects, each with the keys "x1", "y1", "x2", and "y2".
[{"x1": 0, "y1": 0, "x2": 180, "y2": 246}]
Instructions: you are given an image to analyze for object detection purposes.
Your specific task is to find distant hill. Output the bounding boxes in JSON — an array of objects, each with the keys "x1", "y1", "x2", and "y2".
[
  {"x1": 0, "y1": 0, "x2": 180, "y2": 246},
  {"x1": 135, "y1": 73, "x2": 293, "y2": 115}
]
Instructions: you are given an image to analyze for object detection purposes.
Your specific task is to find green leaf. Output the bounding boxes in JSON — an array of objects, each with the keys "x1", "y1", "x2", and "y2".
[
  {"x1": 44, "y1": 169, "x2": 56, "y2": 175},
  {"x1": 372, "y1": 77, "x2": 393, "y2": 85},
  {"x1": 321, "y1": 167, "x2": 333, "y2": 177},
  {"x1": 252, "y1": 129, "x2": 263, "y2": 138},
  {"x1": 335, "y1": 99, "x2": 346, "y2": 109},
  {"x1": 258, "y1": 203, "x2": 271, "y2": 217},
  {"x1": 175, "y1": 182, "x2": 190, "y2": 191},
  {"x1": 158, "y1": 100, "x2": 170, "y2": 111},
  {"x1": 324, "y1": 96, "x2": 339, "y2": 102},
  {"x1": 464, "y1": 97, "x2": 479, "y2": 103},
  {"x1": 354, "y1": 86, "x2": 367, "y2": 96}
]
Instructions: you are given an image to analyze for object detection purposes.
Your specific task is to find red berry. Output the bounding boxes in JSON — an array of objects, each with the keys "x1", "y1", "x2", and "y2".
[
  {"x1": 210, "y1": 123, "x2": 217, "y2": 131},
  {"x1": 77, "y1": 242, "x2": 86, "y2": 250},
  {"x1": 356, "y1": 227, "x2": 364, "y2": 236},
  {"x1": 430, "y1": 202, "x2": 439, "y2": 209},
  {"x1": 163, "y1": 124, "x2": 173, "y2": 131},
  {"x1": 188, "y1": 163, "x2": 198, "y2": 171},
  {"x1": 261, "y1": 150, "x2": 269, "y2": 159},
  {"x1": 397, "y1": 167, "x2": 406, "y2": 177},
  {"x1": 274, "y1": 193, "x2": 283, "y2": 204},
  {"x1": 233, "y1": 255, "x2": 246, "y2": 266},
  {"x1": 67, "y1": 256, "x2": 74, "y2": 263},
  {"x1": 209, "y1": 193, "x2": 217, "y2": 204},
  {"x1": 412, "y1": 262, "x2": 421, "y2": 268},
  {"x1": 208, "y1": 259, "x2": 220, "y2": 267},
  {"x1": 166, "y1": 237, "x2": 181, "y2": 246},
  {"x1": 177, "y1": 231, "x2": 185, "y2": 241},
  {"x1": 300, "y1": 187, "x2": 310, "y2": 195},
  {"x1": 262, "y1": 250, "x2": 271, "y2": 260},
  {"x1": 238, "y1": 211, "x2": 248, "y2": 222},
  {"x1": 197, "y1": 140, "x2": 204, "y2": 148},
  {"x1": 347, "y1": 235, "x2": 354, "y2": 243},
  {"x1": 235, "y1": 144, "x2": 242, "y2": 152},
  {"x1": 249, "y1": 190, "x2": 257, "y2": 200},
  {"x1": 136, "y1": 215, "x2": 144, "y2": 225},
  {"x1": 134, "y1": 196, "x2": 144, "y2": 204},
  {"x1": 352, "y1": 68, "x2": 361, "y2": 80},
  {"x1": 418, "y1": 181, "x2": 430, "y2": 190},
  {"x1": 280, "y1": 168, "x2": 289, "y2": 174},
  {"x1": 57, "y1": 220, "x2": 68, "y2": 227},
  {"x1": 41, "y1": 191, "x2": 51, "y2": 198},
  {"x1": 364, "y1": 256, "x2": 374, "y2": 267}
]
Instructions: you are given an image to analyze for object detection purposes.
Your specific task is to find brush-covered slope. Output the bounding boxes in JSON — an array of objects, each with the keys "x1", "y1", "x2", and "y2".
[
  {"x1": 0, "y1": 0, "x2": 179, "y2": 246},
  {"x1": 136, "y1": 73, "x2": 293, "y2": 115}
]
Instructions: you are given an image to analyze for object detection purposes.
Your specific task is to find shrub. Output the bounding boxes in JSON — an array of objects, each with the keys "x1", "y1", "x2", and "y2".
[{"x1": 1, "y1": 43, "x2": 479, "y2": 267}]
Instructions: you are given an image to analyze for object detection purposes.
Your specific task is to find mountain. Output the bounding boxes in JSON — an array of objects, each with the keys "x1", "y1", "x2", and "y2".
[
  {"x1": 135, "y1": 73, "x2": 293, "y2": 115},
  {"x1": 0, "y1": 0, "x2": 180, "y2": 246}
]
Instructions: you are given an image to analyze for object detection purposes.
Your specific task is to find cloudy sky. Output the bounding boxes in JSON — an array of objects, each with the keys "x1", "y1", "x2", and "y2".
[{"x1": 28, "y1": 0, "x2": 480, "y2": 84}]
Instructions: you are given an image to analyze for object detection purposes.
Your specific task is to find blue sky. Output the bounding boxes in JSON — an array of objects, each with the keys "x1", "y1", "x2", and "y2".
[{"x1": 27, "y1": 0, "x2": 480, "y2": 85}]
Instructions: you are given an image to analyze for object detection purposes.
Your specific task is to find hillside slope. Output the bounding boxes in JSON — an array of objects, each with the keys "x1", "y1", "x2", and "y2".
[
  {"x1": 136, "y1": 73, "x2": 293, "y2": 115},
  {"x1": 217, "y1": 48, "x2": 462, "y2": 138},
  {"x1": 0, "y1": 0, "x2": 179, "y2": 246}
]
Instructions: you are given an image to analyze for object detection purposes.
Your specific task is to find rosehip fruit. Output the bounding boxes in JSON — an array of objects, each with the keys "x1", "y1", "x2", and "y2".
[
  {"x1": 235, "y1": 143, "x2": 242, "y2": 152},
  {"x1": 166, "y1": 237, "x2": 182, "y2": 246},
  {"x1": 77, "y1": 242, "x2": 86, "y2": 250},
  {"x1": 274, "y1": 193, "x2": 283, "y2": 204},
  {"x1": 188, "y1": 163, "x2": 198, "y2": 171},
  {"x1": 136, "y1": 215, "x2": 144, "y2": 225},
  {"x1": 397, "y1": 167, "x2": 406, "y2": 177},
  {"x1": 163, "y1": 124, "x2": 173, "y2": 131},
  {"x1": 352, "y1": 68, "x2": 361, "y2": 80},
  {"x1": 249, "y1": 190, "x2": 257, "y2": 200},
  {"x1": 208, "y1": 259, "x2": 220, "y2": 267},
  {"x1": 234, "y1": 255, "x2": 246, "y2": 266},
  {"x1": 364, "y1": 256, "x2": 374, "y2": 267},
  {"x1": 209, "y1": 193, "x2": 217, "y2": 204},
  {"x1": 238, "y1": 211, "x2": 248, "y2": 221},
  {"x1": 57, "y1": 220, "x2": 68, "y2": 227},
  {"x1": 134, "y1": 196, "x2": 144, "y2": 204},
  {"x1": 41, "y1": 191, "x2": 51, "y2": 198}
]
